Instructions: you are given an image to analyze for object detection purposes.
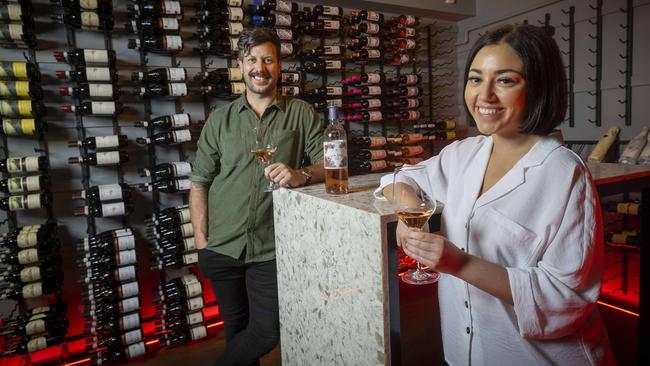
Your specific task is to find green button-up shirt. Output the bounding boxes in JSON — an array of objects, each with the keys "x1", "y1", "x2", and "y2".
[{"x1": 190, "y1": 93, "x2": 324, "y2": 263}]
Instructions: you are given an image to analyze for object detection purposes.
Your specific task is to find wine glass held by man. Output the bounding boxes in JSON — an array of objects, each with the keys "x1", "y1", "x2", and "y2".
[{"x1": 375, "y1": 24, "x2": 615, "y2": 365}]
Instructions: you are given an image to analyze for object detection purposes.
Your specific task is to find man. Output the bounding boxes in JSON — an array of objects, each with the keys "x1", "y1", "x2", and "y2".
[{"x1": 189, "y1": 28, "x2": 324, "y2": 366}]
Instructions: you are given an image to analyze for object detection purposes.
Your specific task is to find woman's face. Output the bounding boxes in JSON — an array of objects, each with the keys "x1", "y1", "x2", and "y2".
[{"x1": 464, "y1": 43, "x2": 527, "y2": 138}]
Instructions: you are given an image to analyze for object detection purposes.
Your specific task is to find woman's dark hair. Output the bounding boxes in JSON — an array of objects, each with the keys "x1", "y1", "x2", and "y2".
[
  {"x1": 463, "y1": 24, "x2": 567, "y2": 135},
  {"x1": 237, "y1": 28, "x2": 281, "y2": 61}
]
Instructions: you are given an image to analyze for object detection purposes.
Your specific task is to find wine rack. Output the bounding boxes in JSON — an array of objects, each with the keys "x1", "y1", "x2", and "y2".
[{"x1": 0, "y1": 0, "x2": 454, "y2": 363}]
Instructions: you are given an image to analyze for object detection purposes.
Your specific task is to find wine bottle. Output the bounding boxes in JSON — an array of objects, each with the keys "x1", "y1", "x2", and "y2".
[
  {"x1": 128, "y1": 35, "x2": 183, "y2": 53},
  {"x1": 194, "y1": 68, "x2": 242, "y2": 84},
  {"x1": 256, "y1": 0, "x2": 297, "y2": 14},
  {"x1": 195, "y1": 22, "x2": 243, "y2": 40},
  {"x1": 349, "y1": 136, "x2": 387, "y2": 149},
  {"x1": 619, "y1": 126, "x2": 649, "y2": 164},
  {"x1": 140, "y1": 178, "x2": 191, "y2": 193},
  {"x1": 74, "y1": 201, "x2": 134, "y2": 217},
  {"x1": 0, "y1": 2, "x2": 33, "y2": 22},
  {"x1": 0, "y1": 100, "x2": 44, "y2": 118},
  {"x1": 349, "y1": 10, "x2": 384, "y2": 23},
  {"x1": 345, "y1": 49, "x2": 382, "y2": 64},
  {"x1": 0, "y1": 155, "x2": 48, "y2": 174},
  {"x1": 201, "y1": 82, "x2": 246, "y2": 99},
  {"x1": 79, "y1": 231, "x2": 135, "y2": 253},
  {"x1": 341, "y1": 98, "x2": 382, "y2": 110},
  {"x1": 386, "y1": 38, "x2": 418, "y2": 52},
  {"x1": 87, "y1": 341, "x2": 146, "y2": 362},
  {"x1": 413, "y1": 119, "x2": 455, "y2": 130},
  {"x1": 68, "y1": 135, "x2": 128, "y2": 150},
  {"x1": 0, "y1": 24, "x2": 37, "y2": 47},
  {"x1": 0, "y1": 80, "x2": 42, "y2": 99},
  {"x1": 151, "y1": 251, "x2": 199, "y2": 270},
  {"x1": 161, "y1": 324, "x2": 208, "y2": 346},
  {"x1": 60, "y1": 101, "x2": 123, "y2": 116},
  {"x1": 68, "y1": 151, "x2": 129, "y2": 166},
  {"x1": 131, "y1": 67, "x2": 186, "y2": 84},
  {"x1": 349, "y1": 149, "x2": 388, "y2": 161},
  {"x1": 147, "y1": 222, "x2": 194, "y2": 240},
  {"x1": 192, "y1": 7, "x2": 244, "y2": 22},
  {"x1": 341, "y1": 111, "x2": 383, "y2": 123},
  {"x1": 72, "y1": 183, "x2": 131, "y2": 205},
  {"x1": 0, "y1": 61, "x2": 40, "y2": 81},
  {"x1": 126, "y1": 17, "x2": 180, "y2": 35},
  {"x1": 152, "y1": 237, "x2": 196, "y2": 255},
  {"x1": 0, "y1": 280, "x2": 59, "y2": 300},
  {"x1": 0, "y1": 263, "x2": 62, "y2": 285},
  {"x1": 607, "y1": 232, "x2": 641, "y2": 246},
  {"x1": 1, "y1": 118, "x2": 46, "y2": 137},
  {"x1": 196, "y1": 38, "x2": 239, "y2": 56},
  {"x1": 146, "y1": 205, "x2": 190, "y2": 226},
  {"x1": 344, "y1": 36, "x2": 381, "y2": 51},
  {"x1": 300, "y1": 45, "x2": 341, "y2": 60},
  {"x1": 396, "y1": 133, "x2": 425, "y2": 144},
  {"x1": 53, "y1": 49, "x2": 116, "y2": 67},
  {"x1": 347, "y1": 22, "x2": 381, "y2": 36},
  {"x1": 280, "y1": 86, "x2": 301, "y2": 97},
  {"x1": 323, "y1": 105, "x2": 348, "y2": 194},
  {"x1": 51, "y1": 11, "x2": 114, "y2": 31},
  {"x1": 302, "y1": 19, "x2": 340, "y2": 35},
  {"x1": 81, "y1": 264, "x2": 137, "y2": 286},
  {"x1": 300, "y1": 60, "x2": 342, "y2": 73},
  {"x1": 0, "y1": 192, "x2": 51, "y2": 211},
  {"x1": 154, "y1": 281, "x2": 203, "y2": 304},
  {"x1": 604, "y1": 201, "x2": 641, "y2": 216},
  {"x1": 127, "y1": 0, "x2": 183, "y2": 17},
  {"x1": 387, "y1": 145, "x2": 424, "y2": 158},
  {"x1": 280, "y1": 71, "x2": 301, "y2": 84},
  {"x1": 84, "y1": 294, "x2": 139, "y2": 318},
  {"x1": 59, "y1": 83, "x2": 121, "y2": 100},
  {"x1": 55, "y1": 67, "x2": 117, "y2": 82},
  {"x1": 350, "y1": 160, "x2": 388, "y2": 175},
  {"x1": 0, "y1": 334, "x2": 64, "y2": 355},
  {"x1": 344, "y1": 85, "x2": 382, "y2": 97},
  {"x1": 1, "y1": 224, "x2": 57, "y2": 248},
  {"x1": 135, "y1": 83, "x2": 187, "y2": 98},
  {"x1": 155, "y1": 310, "x2": 204, "y2": 331},
  {"x1": 155, "y1": 294, "x2": 204, "y2": 314},
  {"x1": 385, "y1": 52, "x2": 413, "y2": 66},
  {"x1": 252, "y1": 13, "x2": 298, "y2": 28},
  {"x1": 135, "y1": 129, "x2": 191, "y2": 145},
  {"x1": 275, "y1": 28, "x2": 298, "y2": 41},
  {"x1": 0, "y1": 246, "x2": 59, "y2": 267},
  {"x1": 0, "y1": 175, "x2": 48, "y2": 194}
]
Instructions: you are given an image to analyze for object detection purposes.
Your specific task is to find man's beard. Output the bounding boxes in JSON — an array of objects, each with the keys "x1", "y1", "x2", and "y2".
[{"x1": 244, "y1": 71, "x2": 276, "y2": 97}]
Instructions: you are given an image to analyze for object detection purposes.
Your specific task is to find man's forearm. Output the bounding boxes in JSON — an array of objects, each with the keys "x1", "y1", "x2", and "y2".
[{"x1": 189, "y1": 182, "x2": 209, "y2": 249}]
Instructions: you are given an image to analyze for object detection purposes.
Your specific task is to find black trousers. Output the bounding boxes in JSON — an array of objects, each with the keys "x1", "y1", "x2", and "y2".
[{"x1": 198, "y1": 249, "x2": 280, "y2": 366}]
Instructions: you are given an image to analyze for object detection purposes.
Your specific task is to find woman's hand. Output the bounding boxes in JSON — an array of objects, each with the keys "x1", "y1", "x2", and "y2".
[{"x1": 401, "y1": 230, "x2": 468, "y2": 275}]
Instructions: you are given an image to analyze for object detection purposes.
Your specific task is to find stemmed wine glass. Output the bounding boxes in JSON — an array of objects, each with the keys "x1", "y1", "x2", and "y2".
[
  {"x1": 250, "y1": 125, "x2": 279, "y2": 192},
  {"x1": 392, "y1": 165, "x2": 439, "y2": 285}
]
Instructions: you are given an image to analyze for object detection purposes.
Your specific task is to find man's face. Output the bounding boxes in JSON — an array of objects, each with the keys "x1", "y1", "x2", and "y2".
[{"x1": 238, "y1": 42, "x2": 280, "y2": 98}]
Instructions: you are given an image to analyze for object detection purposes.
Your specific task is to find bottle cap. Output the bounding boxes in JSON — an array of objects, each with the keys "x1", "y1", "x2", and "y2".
[
  {"x1": 55, "y1": 71, "x2": 68, "y2": 79},
  {"x1": 52, "y1": 51, "x2": 66, "y2": 62},
  {"x1": 127, "y1": 39, "x2": 140, "y2": 49},
  {"x1": 131, "y1": 72, "x2": 143, "y2": 81},
  {"x1": 60, "y1": 105, "x2": 75, "y2": 113},
  {"x1": 252, "y1": 16, "x2": 263, "y2": 26},
  {"x1": 58, "y1": 87, "x2": 71, "y2": 96},
  {"x1": 327, "y1": 104, "x2": 337, "y2": 121}
]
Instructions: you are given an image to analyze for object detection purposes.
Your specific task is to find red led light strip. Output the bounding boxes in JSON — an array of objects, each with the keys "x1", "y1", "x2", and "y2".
[{"x1": 597, "y1": 300, "x2": 639, "y2": 317}]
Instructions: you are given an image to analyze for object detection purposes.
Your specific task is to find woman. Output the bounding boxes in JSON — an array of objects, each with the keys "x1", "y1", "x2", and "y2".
[{"x1": 375, "y1": 24, "x2": 615, "y2": 365}]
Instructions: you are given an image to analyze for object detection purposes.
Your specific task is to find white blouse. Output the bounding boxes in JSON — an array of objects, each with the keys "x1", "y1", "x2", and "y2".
[{"x1": 375, "y1": 136, "x2": 615, "y2": 366}]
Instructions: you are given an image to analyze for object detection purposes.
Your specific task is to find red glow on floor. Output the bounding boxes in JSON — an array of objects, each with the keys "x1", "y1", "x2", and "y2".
[
  {"x1": 597, "y1": 301, "x2": 639, "y2": 317},
  {"x1": 63, "y1": 357, "x2": 91, "y2": 366},
  {"x1": 207, "y1": 321, "x2": 224, "y2": 329}
]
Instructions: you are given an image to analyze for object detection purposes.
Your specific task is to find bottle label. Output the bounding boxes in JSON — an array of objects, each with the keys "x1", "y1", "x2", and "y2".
[
  {"x1": 403, "y1": 39, "x2": 417, "y2": 50},
  {"x1": 117, "y1": 265, "x2": 137, "y2": 282},
  {"x1": 281, "y1": 86, "x2": 300, "y2": 96},
  {"x1": 25, "y1": 319, "x2": 46, "y2": 336},
  {"x1": 0, "y1": 81, "x2": 24, "y2": 98},
  {"x1": 8, "y1": 176, "x2": 37, "y2": 194},
  {"x1": 175, "y1": 178, "x2": 192, "y2": 191},
  {"x1": 281, "y1": 72, "x2": 300, "y2": 83},
  {"x1": 170, "y1": 162, "x2": 192, "y2": 177},
  {"x1": 172, "y1": 129, "x2": 192, "y2": 143},
  {"x1": 95, "y1": 151, "x2": 121, "y2": 165},
  {"x1": 227, "y1": 68, "x2": 242, "y2": 81},
  {"x1": 120, "y1": 312, "x2": 140, "y2": 331},
  {"x1": 276, "y1": 28, "x2": 293, "y2": 41},
  {"x1": 363, "y1": 99, "x2": 380, "y2": 109},
  {"x1": 17, "y1": 231, "x2": 38, "y2": 247},
  {"x1": 325, "y1": 60, "x2": 341, "y2": 69},
  {"x1": 370, "y1": 160, "x2": 388, "y2": 171},
  {"x1": 20, "y1": 266, "x2": 41, "y2": 282},
  {"x1": 323, "y1": 20, "x2": 340, "y2": 30},
  {"x1": 96, "y1": 184, "x2": 124, "y2": 202},
  {"x1": 229, "y1": 37, "x2": 239, "y2": 51},
  {"x1": 161, "y1": 17, "x2": 178, "y2": 30},
  {"x1": 88, "y1": 83, "x2": 114, "y2": 97},
  {"x1": 366, "y1": 23, "x2": 380, "y2": 34},
  {"x1": 169, "y1": 83, "x2": 187, "y2": 96},
  {"x1": 79, "y1": 0, "x2": 98, "y2": 9},
  {"x1": 10, "y1": 194, "x2": 43, "y2": 211},
  {"x1": 18, "y1": 248, "x2": 38, "y2": 264},
  {"x1": 228, "y1": 22, "x2": 244, "y2": 35},
  {"x1": 368, "y1": 111, "x2": 382, "y2": 122},
  {"x1": 5, "y1": 4, "x2": 22, "y2": 21},
  {"x1": 163, "y1": 1, "x2": 182, "y2": 14},
  {"x1": 164, "y1": 35, "x2": 183, "y2": 50},
  {"x1": 276, "y1": 0, "x2": 292, "y2": 12},
  {"x1": 170, "y1": 114, "x2": 190, "y2": 128},
  {"x1": 26, "y1": 337, "x2": 47, "y2": 353},
  {"x1": 280, "y1": 42, "x2": 293, "y2": 56},
  {"x1": 323, "y1": 46, "x2": 341, "y2": 55},
  {"x1": 23, "y1": 282, "x2": 43, "y2": 298},
  {"x1": 321, "y1": 6, "x2": 340, "y2": 16},
  {"x1": 126, "y1": 341, "x2": 146, "y2": 358},
  {"x1": 187, "y1": 311, "x2": 204, "y2": 325},
  {"x1": 183, "y1": 237, "x2": 196, "y2": 251},
  {"x1": 232, "y1": 82, "x2": 246, "y2": 94},
  {"x1": 363, "y1": 36, "x2": 380, "y2": 48},
  {"x1": 179, "y1": 207, "x2": 191, "y2": 223},
  {"x1": 406, "y1": 111, "x2": 420, "y2": 120},
  {"x1": 117, "y1": 249, "x2": 137, "y2": 266},
  {"x1": 1, "y1": 62, "x2": 26, "y2": 79},
  {"x1": 183, "y1": 252, "x2": 199, "y2": 265},
  {"x1": 94, "y1": 135, "x2": 120, "y2": 149},
  {"x1": 403, "y1": 146, "x2": 424, "y2": 156},
  {"x1": 370, "y1": 150, "x2": 388, "y2": 160},
  {"x1": 184, "y1": 282, "x2": 203, "y2": 297},
  {"x1": 166, "y1": 68, "x2": 185, "y2": 81},
  {"x1": 366, "y1": 86, "x2": 381, "y2": 95},
  {"x1": 181, "y1": 273, "x2": 199, "y2": 285},
  {"x1": 227, "y1": 0, "x2": 242, "y2": 6},
  {"x1": 364, "y1": 73, "x2": 380, "y2": 84},
  {"x1": 403, "y1": 27, "x2": 416, "y2": 37},
  {"x1": 365, "y1": 11, "x2": 380, "y2": 22},
  {"x1": 187, "y1": 296, "x2": 204, "y2": 310},
  {"x1": 326, "y1": 87, "x2": 342, "y2": 96},
  {"x1": 406, "y1": 99, "x2": 419, "y2": 109},
  {"x1": 3, "y1": 118, "x2": 35, "y2": 136},
  {"x1": 26, "y1": 156, "x2": 40, "y2": 172},
  {"x1": 119, "y1": 281, "x2": 139, "y2": 299},
  {"x1": 324, "y1": 140, "x2": 348, "y2": 169},
  {"x1": 405, "y1": 87, "x2": 419, "y2": 97},
  {"x1": 275, "y1": 13, "x2": 292, "y2": 27},
  {"x1": 190, "y1": 325, "x2": 208, "y2": 340},
  {"x1": 7, "y1": 24, "x2": 23, "y2": 41},
  {"x1": 180, "y1": 222, "x2": 194, "y2": 237},
  {"x1": 228, "y1": 7, "x2": 243, "y2": 21},
  {"x1": 91, "y1": 101, "x2": 116, "y2": 115},
  {"x1": 120, "y1": 296, "x2": 140, "y2": 314},
  {"x1": 100, "y1": 201, "x2": 126, "y2": 216},
  {"x1": 83, "y1": 49, "x2": 109, "y2": 64},
  {"x1": 80, "y1": 12, "x2": 100, "y2": 29},
  {"x1": 403, "y1": 15, "x2": 416, "y2": 25},
  {"x1": 367, "y1": 49, "x2": 381, "y2": 58},
  {"x1": 122, "y1": 329, "x2": 143, "y2": 346}
]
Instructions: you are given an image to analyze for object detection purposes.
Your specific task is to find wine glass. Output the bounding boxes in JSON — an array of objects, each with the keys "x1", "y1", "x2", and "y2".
[
  {"x1": 250, "y1": 125, "x2": 279, "y2": 192},
  {"x1": 392, "y1": 165, "x2": 439, "y2": 285}
]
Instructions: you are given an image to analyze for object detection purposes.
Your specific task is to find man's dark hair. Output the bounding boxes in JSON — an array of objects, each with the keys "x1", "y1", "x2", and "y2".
[
  {"x1": 463, "y1": 24, "x2": 567, "y2": 135},
  {"x1": 237, "y1": 28, "x2": 281, "y2": 61}
]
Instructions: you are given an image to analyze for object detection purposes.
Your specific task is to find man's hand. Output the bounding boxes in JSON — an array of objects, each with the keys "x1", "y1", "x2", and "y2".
[{"x1": 265, "y1": 163, "x2": 304, "y2": 188}]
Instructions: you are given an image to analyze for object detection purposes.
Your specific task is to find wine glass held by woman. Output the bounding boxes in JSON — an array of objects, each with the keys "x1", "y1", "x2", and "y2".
[{"x1": 375, "y1": 24, "x2": 615, "y2": 365}]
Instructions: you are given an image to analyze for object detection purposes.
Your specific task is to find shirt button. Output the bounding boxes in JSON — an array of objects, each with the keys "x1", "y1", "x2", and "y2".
[
  {"x1": 464, "y1": 301, "x2": 468, "y2": 308},
  {"x1": 466, "y1": 327, "x2": 470, "y2": 334}
]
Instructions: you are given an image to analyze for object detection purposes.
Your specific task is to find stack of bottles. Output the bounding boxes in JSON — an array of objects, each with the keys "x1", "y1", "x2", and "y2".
[
  {"x1": 66, "y1": 134, "x2": 129, "y2": 167},
  {"x1": 0, "y1": 155, "x2": 50, "y2": 212},
  {"x1": 197, "y1": 67, "x2": 245, "y2": 100},
  {"x1": 148, "y1": 205, "x2": 198, "y2": 270},
  {"x1": 194, "y1": 0, "x2": 244, "y2": 56},
  {"x1": 154, "y1": 273, "x2": 208, "y2": 347},
  {"x1": 56, "y1": 48, "x2": 123, "y2": 117},
  {"x1": 127, "y1": 0, "x2": 184, "y2": 54},
  {"x1": 78, "y1": 228, "x2": 147, "y2": 363},
  {"x1": 0, "y1": 302, "x2": 68, "y2": 357},
  {"x1": 414, "y1": 119, "x2": 456, "y2": 141},
  {"x1": 383, "y1": 15, "x2": 419, "y2": 66},
  {"x1": 135, "y1": 113, "x2": 193, "y2": 145},
  {"x1": 604, "y1": 201, "x2": 642, "y2": 247},
  {"x1": 0, "y1": 224, "x2": 68, "y2": 356},
  {"x1": 279, "y1": 70, "x2": 302, "y2": 97},
  {"x1": 343, "y1": 9, "x2": 383, "y2": 65},
  {"x1": 71, "y1": 183, "x2": 133, "y2": 218},
  {"x1": 132, "y1": 67, "x2": 188, "y2": 98},
  {"x1": 298, "y1": 5, "x2": 343, "y2": 77},
  {"x1": 0, "y1": 61, "x2": 45, "y2": 136},
  {"x1": 348, "y1": 135, "x2": 389, "y2": 175},
  {"x1": 0, "y1": 0, "x2": 36, "y2": 48},
  {"x1": 138, "y1": 160, "x2": 192, "y2": 194},
  {"x1": 385, "y1": 133, "x2": 426, "y2": 166},
  {"x1": 51, "y1": 0, "x2": 114, "y2": 31},
  {"x1": 251, "y1": 0, "x2": 300, "y2": 59}
]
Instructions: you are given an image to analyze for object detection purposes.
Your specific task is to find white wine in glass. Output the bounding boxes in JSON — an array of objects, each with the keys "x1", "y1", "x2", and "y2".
[{"x1": 250, "y1": 125, "x2": 279, "y2": 192}]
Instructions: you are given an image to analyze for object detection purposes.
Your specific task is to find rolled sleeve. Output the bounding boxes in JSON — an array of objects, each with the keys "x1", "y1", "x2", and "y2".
[
  {"x1": 190, "y1": 118, "x2": 221, "y2": 186},
  {"x1": 507, "y1": 168, "x2": 602, "y2": 340}
]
